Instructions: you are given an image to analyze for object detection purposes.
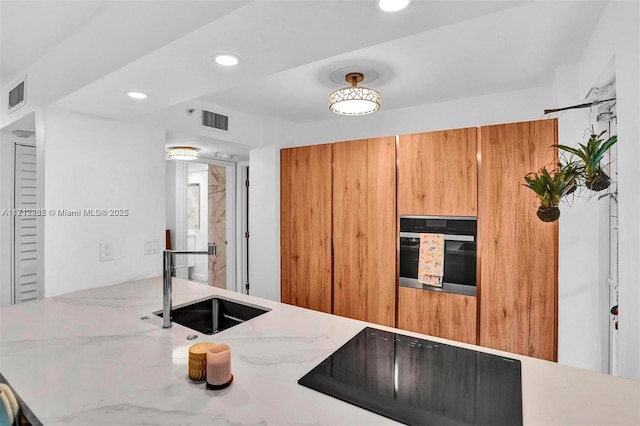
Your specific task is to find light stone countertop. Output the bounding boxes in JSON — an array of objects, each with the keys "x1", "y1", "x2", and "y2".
[{"x1": 0, "y1": 277, "x2": 638, "y2": 425}]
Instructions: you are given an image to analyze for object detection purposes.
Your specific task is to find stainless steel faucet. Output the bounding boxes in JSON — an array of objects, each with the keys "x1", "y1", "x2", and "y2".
[{"x1": 162, "y1": 243, "x2": 216, "y2": 328}]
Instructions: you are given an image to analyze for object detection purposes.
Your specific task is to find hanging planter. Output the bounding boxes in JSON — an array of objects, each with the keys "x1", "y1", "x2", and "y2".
[
  {"x1": 560, "y1": 160, "x2": 581, "y2": 195},
  {"x1": 536, "y1": 205, "x2": 561, "y2": 222},
  {"x1": 554, "y1": 130, "x2": 617, "y2": 192},
  {"x1": 523, "y1": 164, "x2": 578, "y2": 223},
  {"x1": 585, "y1": 169, "x2": 611, "y2": 191}
]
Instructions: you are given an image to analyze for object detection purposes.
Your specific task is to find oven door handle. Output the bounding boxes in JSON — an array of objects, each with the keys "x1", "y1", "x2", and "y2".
[
  {"x1": 400, "y1": 243, "x2": 420, "y2": 249},
  {"x1": 399, "y1": 232, "x2": 475, "y2": 242}
]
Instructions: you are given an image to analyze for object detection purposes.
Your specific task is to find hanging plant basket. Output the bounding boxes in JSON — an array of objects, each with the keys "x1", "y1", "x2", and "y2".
[
  {"x1": 524, "y1": 128, "x2": 617, "y2": 222},
  {"x1": 523, "y1": 165, "x2": 577, "y2": 223},
  {"x1": 554, "y1": 131, "x2": 617, "y2": 193},
  {"x1": 536, "y1": 205, "x2": 560, "y2": 222},
  {"x1": 585, "y1": 169, "x2": 611, "y2": 191}
]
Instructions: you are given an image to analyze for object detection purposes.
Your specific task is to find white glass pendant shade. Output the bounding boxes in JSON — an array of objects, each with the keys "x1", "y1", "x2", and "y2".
[{"x1": 329, "y1": 73, "x2": 381, "y2": 116}]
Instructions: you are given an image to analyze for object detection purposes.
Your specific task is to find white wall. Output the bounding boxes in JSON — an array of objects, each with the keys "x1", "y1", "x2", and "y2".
[
  {"x1": 552, "y1": 0, "x2": 640, "y2": 380},
  {"x1": 571, "y1": 1, "x2": 640, "y2": 380},
  {"x1": 42, "y1": 108, "x2": 166, "y2": 296},
  {"x1": 289, "y1": 86, "x2": 553, "y2": 145},
  {"x1": 554, "y1": 63, "x2": 602, "y2": 372},
  {"x1": 0, "y1": 132, "x2": 15, "y2": 306},
  {"x1": 248, "y1": 145, "x2": 280, "y2": 302}
]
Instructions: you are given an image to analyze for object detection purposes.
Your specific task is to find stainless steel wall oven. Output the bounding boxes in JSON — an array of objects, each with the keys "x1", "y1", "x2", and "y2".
[{"x1": 399, "y1": 215, "x2": 477, "y2": 296}]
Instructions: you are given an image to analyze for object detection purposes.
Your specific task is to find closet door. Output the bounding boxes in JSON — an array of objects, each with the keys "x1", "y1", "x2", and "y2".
[
  {"x1": 14, "y1": 144, "x2": 42, "y2": 303},
  {"x1": 333, "y1": 136, "x2": 396, "y2": 327},
  {"x1": 479, "y1": 119, "x2": 558, "y2": 361},
  {"x1": 280, "y1": 144, "x2": 333, "y2": 313}
]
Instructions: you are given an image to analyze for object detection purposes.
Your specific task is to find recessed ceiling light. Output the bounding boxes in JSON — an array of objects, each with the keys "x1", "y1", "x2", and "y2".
[
  {"x1": 127, "y1": 91, "x2": 148, "y2": 99},
  {"x1": 213, "y1": 54, "x2": 239, "y2": 67},
  {"x1": 378, "y1": 0, "x2": 411, "y2": 12}
]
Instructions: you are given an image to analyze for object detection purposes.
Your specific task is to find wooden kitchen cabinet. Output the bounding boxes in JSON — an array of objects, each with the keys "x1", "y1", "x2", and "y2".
[
  {"x1": 280, "y1": 138, "x2": 396, "y2": 325},
  {"x1": 280, "y1": 144, "x2": 333, "y2": 313},
  {"x1": 396, "y1": 127, "x2": 478, "y2": 343},
  {"x1": 281, "y1": 120, "x2": 558, "y2": 357},
  {"x1": 333, "y1": 137, "x2": 397, "y2": 327},
  {"x1": 479, "y1": 119, "x2": 558, "y2": 361},
  {"x1": 398, "y1": 128, "x2": 478, "y2": 216},
  {"x1": 397, "y1": 286, "x2": 477, "y2": 344}
]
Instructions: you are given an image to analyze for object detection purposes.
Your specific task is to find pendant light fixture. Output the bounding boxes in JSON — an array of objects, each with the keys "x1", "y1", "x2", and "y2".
[
  {"x1": 329, "y1": 72, "x2": 381, "y2": 116},
  {"x1": 167, "y1": 146, "x2": 200, "y2": 161}
]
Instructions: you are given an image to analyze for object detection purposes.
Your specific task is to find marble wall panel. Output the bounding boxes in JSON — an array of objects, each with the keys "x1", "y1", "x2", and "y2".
[{"x1": 208, "y1": 165, "x2": 226, "y2": 289}]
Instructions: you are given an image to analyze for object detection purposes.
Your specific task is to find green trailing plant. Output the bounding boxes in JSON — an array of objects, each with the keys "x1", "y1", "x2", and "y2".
[
  {"x1": 554, "y1": 130, "x2": 617, "y2": 191},
  {"x1": 523, "y1": 164, "x2": 578, "y2": 222},
  {"x1": 560, "y1": 160, "x2": 582, "y2": 195}
]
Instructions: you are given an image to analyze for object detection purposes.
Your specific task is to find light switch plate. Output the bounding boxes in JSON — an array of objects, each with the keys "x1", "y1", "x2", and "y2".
[
  {"x1": 144, "y1": 239, "x2": 159, "y2": 255},
  {"x1": 100, "y1": 242, "x2": 113, "y2": 262}
]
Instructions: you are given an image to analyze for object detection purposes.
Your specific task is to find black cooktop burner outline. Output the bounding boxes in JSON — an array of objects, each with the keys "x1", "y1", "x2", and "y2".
[{"x1": 298, "y1": 327, "x2": 523, "y2": 426}]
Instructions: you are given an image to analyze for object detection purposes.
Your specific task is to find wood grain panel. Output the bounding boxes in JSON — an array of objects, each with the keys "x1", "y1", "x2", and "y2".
[
  {"x1": 397, "y1": 286, "x2": 477, "y2": 344},
  {"x1": 479, "y1": 119, "x2": 558, "y2": 361},
  {"x1": 333, "y1": 137, "x2": 396, "y2": 327},
  {"x1": 398, "y1": 128, "x2": 477, "y2": 216},
  {"x1": 280, "y1": 144, "x2": 332, "y2": 313}
]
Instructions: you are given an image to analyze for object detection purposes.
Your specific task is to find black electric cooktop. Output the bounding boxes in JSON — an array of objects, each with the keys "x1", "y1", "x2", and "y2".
[{"x1": 299, "y1": 327, "x2": 522, "y2": 426}]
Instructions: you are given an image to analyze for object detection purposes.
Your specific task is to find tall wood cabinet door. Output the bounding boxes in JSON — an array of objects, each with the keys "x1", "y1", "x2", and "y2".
[
  {"x1": 398, "y1": 128, "x2": 477, "y2": 216},
  {"x1": 333, "y1": 137, "x2": 396, "y2": 327},
  {"x1": 398, "y1": 287, "x2": 477, "y2": 345},
  {"x1": 479, "y1": 119, "x2": 558, "y2": 361},
  {"x1": 280, "y1": 144, "x2": 332, "y2": 313}
]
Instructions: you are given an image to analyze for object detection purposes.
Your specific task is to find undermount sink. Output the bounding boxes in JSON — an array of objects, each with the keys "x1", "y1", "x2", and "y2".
[{"x1": 155, "y1": 296, "x2": 270, "y2": 335}]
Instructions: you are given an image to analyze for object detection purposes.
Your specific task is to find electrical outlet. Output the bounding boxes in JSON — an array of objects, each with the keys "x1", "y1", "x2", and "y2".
[
  {"x1": 144, "y1": 239, "x2": 159, "y2": 255},
  {"x1": 100, "y1": 242, "x2": 113, "y2": 262}
]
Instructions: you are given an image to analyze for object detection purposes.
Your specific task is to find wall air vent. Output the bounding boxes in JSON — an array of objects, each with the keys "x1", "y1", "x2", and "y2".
[
  {"x1": 202, "y1": 110, "x2": 229, "y2": 131},
  {"x1": 8, "y1": 76, "x2": 26, "y2": 114}
]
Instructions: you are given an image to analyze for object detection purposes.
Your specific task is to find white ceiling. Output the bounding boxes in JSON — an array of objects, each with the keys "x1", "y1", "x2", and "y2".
[
  {"x1": 204, "y1": 1, "x2": 605, "y2": 123},
  {"x1": 1, "y1": 0, "x2": 607, "y2": 153},
  {"x1": 0, "y1": 1, "x2": 108, "y2": 84}
]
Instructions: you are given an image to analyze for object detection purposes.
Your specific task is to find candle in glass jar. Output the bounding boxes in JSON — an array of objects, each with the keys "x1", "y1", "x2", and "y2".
[
  {"x1": 188, "y1": 342, "x2": 216, "y2": 381},
  {"x1": 206, "y1": 343, "x2": 231, "y2": 387}
]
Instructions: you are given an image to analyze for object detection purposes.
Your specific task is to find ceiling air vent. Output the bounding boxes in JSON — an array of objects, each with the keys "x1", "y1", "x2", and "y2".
[
  {"x1": 8, "y1": 76, "x2": 26, "y2": 114},
  {"x1": 202, "y1": 110, "x2": 229, "y2": 131}
]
